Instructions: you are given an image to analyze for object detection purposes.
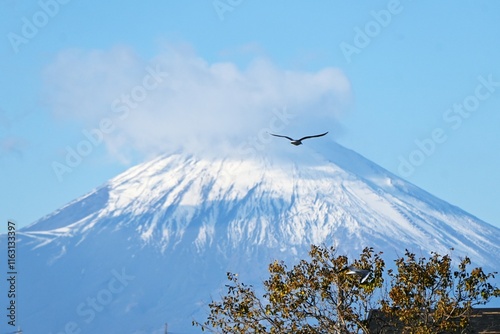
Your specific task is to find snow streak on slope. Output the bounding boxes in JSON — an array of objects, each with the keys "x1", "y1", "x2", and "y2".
[{"x1": 6, "y1": 142, "x2": 500, "y2": 333}]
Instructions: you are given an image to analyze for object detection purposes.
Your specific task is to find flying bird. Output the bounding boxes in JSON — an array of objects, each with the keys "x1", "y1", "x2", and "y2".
[
  {"x1": 345, "y1": 266, "x2": 371, "y2": 284},
  {"x1": 269, "y1": 131, "x2": 328, "y2": 146}
]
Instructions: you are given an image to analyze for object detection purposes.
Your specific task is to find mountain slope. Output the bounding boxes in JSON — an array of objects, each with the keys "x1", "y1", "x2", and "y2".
[{"x1": 6, "y1": 142, "x2": 500, "y2": 333}]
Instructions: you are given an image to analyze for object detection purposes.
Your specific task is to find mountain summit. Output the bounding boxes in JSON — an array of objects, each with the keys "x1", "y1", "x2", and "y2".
[{"x1": 8, "y1": 142, "x2": 500, "y2": 333}]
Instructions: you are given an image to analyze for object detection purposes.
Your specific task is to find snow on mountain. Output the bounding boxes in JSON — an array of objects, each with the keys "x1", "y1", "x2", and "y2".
[{"x1": 4, "y1": 141, "x2": 500, "y2": 333}]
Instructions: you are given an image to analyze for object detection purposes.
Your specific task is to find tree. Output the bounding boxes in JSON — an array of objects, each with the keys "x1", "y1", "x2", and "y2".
[
  {"x1": 194, "y1": 246, "x2": 500, "y2": 333},
  {"x1": 193, "y1": 245, "x2": 384, "y2": 333},
  {"x1": 378, "y1": 250, "x2": 500, "y2": 334}
]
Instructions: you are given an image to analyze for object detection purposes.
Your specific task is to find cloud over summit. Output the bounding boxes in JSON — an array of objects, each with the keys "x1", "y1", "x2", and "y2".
[{"x1": 43, "y1": 44, "x2": 352, "y2": 161}]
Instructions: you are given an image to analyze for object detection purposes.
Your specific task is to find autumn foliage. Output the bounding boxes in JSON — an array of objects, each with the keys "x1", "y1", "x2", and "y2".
[
  {"x1": 194, "y1": 245, "x2": 500, "y2": 333},
  {"x1": 378, "y1": 250, "x2": 500, "y2": 333}
]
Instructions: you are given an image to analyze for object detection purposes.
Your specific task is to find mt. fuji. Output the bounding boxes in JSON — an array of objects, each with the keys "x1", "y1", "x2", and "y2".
[{"x1": 5, "y1": 141, "x2": 500, "y2": 333}]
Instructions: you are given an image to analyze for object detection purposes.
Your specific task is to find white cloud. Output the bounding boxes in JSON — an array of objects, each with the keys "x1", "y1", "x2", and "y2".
[
  {"x1": 0, "y1": 136, "x2": 28, "y2": 161},
  {"x1": 43, "y1": 44, "x2": 352, "y2": 161}
]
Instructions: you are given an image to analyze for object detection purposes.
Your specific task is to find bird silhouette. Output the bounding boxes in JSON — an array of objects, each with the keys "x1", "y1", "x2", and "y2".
[
  {"x1": 269, "y1": 131, "x2": 328, "y2": 146},
  {"x1": 344, "y1": 266, "x2": 371, "y2": 283}
]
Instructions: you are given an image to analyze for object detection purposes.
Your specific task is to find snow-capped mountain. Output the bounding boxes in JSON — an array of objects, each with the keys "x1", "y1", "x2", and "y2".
[{"x1": 5, "y1": 142, "x2": 500, "y2": 333}]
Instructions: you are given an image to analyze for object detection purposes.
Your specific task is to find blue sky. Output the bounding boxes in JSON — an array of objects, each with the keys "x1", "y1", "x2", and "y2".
[{"x1": 1, "y1": 0, "x2": 499, "y2": 233}]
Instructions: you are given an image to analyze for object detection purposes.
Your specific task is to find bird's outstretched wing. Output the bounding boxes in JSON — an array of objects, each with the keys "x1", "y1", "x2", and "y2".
[
  {"x1": 345, "y1": 266, "x2": 371, "y2": 283},
  {"x1": 268, "y1": 133, "x2": 295, "y2": 141},
  {"x1": 298, "y1": 132, "x2": 329, "y2": 142}
]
